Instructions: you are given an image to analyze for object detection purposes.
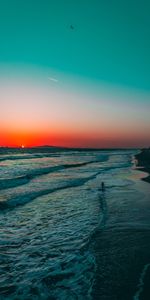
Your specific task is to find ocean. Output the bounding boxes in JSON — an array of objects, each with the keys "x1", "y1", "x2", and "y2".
[{"x1": 0, "y1": 148, "x2": 150, "y2": 300}]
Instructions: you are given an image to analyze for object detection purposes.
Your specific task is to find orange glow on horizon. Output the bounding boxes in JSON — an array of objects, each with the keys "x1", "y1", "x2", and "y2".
[
  {"x1": 0, "y1": 71, "x2": 150, "y2": 149},
  {"x1": 0, "y1": 127, "x2": 149, "y2": 148},
  {"x1": 0, "y1": 128, "x2": 100, "y2": 148}
]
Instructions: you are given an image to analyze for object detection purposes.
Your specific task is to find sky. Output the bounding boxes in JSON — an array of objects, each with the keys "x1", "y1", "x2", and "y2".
[{"x1": 0, "y1": 0, "x2": 150, "y2": 148}]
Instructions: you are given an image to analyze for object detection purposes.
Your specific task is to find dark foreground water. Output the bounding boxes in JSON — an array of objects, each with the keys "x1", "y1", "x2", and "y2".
[{"x1": 0, "y1": 148, "x2": 150, "y2": 300}]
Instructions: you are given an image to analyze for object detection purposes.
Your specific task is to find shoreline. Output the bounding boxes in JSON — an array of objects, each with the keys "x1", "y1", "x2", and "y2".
[{"x1": 135, "y1": 149, "x2": 150, "y2": 184}]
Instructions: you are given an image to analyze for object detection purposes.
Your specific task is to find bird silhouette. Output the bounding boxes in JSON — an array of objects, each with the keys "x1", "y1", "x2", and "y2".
[{"x1": 70, "y1": 25, "x2": 74, "y2": 30}]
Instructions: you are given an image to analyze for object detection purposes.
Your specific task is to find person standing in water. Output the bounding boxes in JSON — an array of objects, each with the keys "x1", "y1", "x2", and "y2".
[{"x1": 101, "y1": 181, "x2": 105, "y2": 191}]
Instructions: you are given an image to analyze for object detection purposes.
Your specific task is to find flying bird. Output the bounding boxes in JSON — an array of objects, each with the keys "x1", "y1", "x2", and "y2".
[{"x1": 70, "y1": 25, "x2": 74, "y2": 30}]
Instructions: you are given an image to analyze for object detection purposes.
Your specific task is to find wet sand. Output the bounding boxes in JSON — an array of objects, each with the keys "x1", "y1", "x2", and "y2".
[
  {"x1": 92, "y1": 228, "x2": 150, "y2": 300},
  {"x1": 135, "y1": 149, "x2": 150, "y2": 183},
  {"x1": 91, "y1": 160, "x2": 150, "y2": 300}
]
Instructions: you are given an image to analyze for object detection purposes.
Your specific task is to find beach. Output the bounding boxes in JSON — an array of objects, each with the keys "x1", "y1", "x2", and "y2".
[
  {"x1": 135, "y1": 149, "x2": 150, "y2": 183},
  {"x1": 0, "y1": 147, "x2": 150, "y2": 299}
]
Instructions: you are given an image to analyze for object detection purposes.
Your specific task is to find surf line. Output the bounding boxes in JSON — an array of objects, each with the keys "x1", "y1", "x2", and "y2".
[{"x1": 133, "y1": 263, "x2": 150, "y2": 300}]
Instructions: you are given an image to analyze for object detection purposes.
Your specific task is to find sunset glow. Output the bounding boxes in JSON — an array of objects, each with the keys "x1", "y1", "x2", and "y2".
[
  {"x1": 0, "y1": 70, "x2": 149, "y2": 148},
  {"x1": 0, "y1": 0, "x2": 150, "y2": 148}
]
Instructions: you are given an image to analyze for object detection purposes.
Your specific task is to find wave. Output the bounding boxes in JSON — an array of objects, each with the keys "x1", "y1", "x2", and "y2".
[
  {"x1": 133, "y1": 263, "x2": 150, "y2": 300},
  {"x1": 0, "y1": 153, "x2": 65, "y2": 162},
  {"x1": 0, "y1": 171, "x2": 101, "y2": 211},
  {"x1": 104, "y1": 162, "x2": 130, "y2": 172},
  {"x1": 0, "y1": 154, "x2": 38, "y2": 162},
  {"x1": 0, "y1": 176, "x2": 30, "y2": 190},
  {"x1": 0, "y1": 160, "x2": 104, "y2": 191},
  {"x1": 0, "y1": 151, "x2": 109, "y2": 162}
]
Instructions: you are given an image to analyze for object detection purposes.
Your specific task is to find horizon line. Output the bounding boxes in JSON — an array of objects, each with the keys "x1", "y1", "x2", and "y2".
[{"x1": 0, "y1": 145, "x2": 142, "y2": 150}]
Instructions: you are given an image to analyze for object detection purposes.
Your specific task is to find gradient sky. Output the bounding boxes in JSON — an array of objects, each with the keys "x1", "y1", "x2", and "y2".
[{"x1": 0, "y1": 0, "x2": 150, "y2": 147}]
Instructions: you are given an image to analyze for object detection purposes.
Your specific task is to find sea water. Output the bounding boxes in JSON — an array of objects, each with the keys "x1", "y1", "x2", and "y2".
[{"x1": 0, "y1": 148, "x2": 150, "y2": 300}]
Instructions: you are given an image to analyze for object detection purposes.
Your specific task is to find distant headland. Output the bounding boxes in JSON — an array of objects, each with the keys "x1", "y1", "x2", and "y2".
[{"x1": 135, "y1": 148, "x2": 150, "y2": 183}]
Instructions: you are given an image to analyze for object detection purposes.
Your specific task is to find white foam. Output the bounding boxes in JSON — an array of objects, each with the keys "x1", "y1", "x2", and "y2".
[{"x1": 133, "y1": 263, "x2": 150, "y2": 300}]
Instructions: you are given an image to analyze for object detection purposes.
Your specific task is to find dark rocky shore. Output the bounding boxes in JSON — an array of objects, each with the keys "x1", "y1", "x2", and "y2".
[{"x1": 135, "y1": 148, "x2": 150, "y2": 183}]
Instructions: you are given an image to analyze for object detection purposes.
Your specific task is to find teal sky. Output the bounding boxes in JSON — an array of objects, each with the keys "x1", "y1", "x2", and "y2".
[
  {"x1": 0, "y1": 0, "x2": 150, "y2": 91},
  {"x1": 0, "y1": 0, "x2": 150, "y2": 147}
]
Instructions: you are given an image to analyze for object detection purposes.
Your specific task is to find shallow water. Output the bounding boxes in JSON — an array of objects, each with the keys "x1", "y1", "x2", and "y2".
[{"x1": 0, "y1": 148, "x2": 150, "y2": 299}]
